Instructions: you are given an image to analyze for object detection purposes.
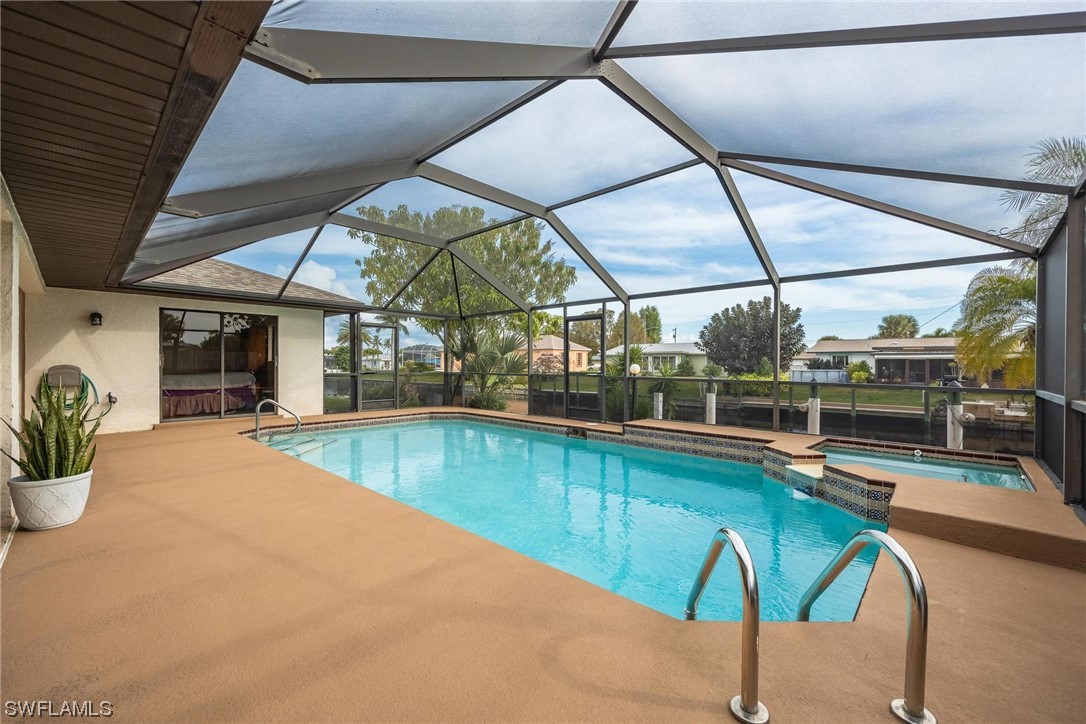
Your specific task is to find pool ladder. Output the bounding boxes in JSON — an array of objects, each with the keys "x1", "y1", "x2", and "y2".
[
  {"x1": 255, "y1": 399, "x2": 301, "y2": 442},
  {"x1": 685, "y1": 528, "x2": 934, "y2": 724}
]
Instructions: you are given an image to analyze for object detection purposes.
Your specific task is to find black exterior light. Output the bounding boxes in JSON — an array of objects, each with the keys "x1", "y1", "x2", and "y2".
[{"x1": 89, "y1": 311, "x2": 103, "y2": 326}]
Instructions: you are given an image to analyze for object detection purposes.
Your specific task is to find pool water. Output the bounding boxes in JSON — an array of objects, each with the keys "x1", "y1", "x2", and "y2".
[
  {"x1": 267, "y1": 420, "x2": 881, "y2": 621},
  {"x1": 822, "y1": 446, "x2": 1030, "y2": 490}
]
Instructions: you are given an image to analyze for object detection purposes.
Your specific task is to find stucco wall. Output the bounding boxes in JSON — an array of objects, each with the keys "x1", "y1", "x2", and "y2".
[{"x1": 24, "y1": 288, "x2": 324, "y2": 433}]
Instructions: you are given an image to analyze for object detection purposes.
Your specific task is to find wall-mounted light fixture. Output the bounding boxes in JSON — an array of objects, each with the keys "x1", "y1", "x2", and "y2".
[
  {"x1": 629, "y1": 363, "x2": 641, "y2": 376},
  {"x1": 90, "y1": 311, "x2": 103, "y2": 326}
]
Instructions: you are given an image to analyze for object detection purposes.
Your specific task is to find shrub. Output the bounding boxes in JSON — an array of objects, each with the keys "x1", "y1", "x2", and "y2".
[
  {"x1": 846, "y1": 360, "x2": 873, "y2": 383},
  {"x1": 702, "y1": 363, "x2": 723, "y2": 378},
  {"x1": 676, "y1": 356, "x2": 696, "y2": 376}
]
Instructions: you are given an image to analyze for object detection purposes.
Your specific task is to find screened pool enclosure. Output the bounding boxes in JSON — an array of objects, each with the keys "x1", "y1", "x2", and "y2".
[{"x1": 120, "y1": 1, "x2": 1084, "y2": 503}]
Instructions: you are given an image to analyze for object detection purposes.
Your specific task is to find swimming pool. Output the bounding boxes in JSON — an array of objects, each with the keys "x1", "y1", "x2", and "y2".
[
  {"x1": 821, "y1": 446, "x2": 1030, "y2": 490},
  {"x1": 266, "y1": 419, "x2": 880, "y2": 622}
]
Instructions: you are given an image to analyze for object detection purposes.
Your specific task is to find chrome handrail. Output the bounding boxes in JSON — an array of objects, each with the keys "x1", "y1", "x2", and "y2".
[
  {"x1": 254, "y1": 399, "x2": 301, "y2": 442},
  {"x1": 685, "y1": 528, "x2": 769, "y2": 724},
  {"x1": 797, "y1": 530, "x2": 935, "y2": 724}
]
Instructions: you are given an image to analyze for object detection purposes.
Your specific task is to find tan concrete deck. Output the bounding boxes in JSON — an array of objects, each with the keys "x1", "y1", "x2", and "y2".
[{"x1": 3, "y1": 410, "x2": 1084, "y2": 722}]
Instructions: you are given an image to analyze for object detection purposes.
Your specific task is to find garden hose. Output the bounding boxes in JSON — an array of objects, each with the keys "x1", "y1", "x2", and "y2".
[{"x1": 64, "y1": 374, "x2": 114, "y2": 421}]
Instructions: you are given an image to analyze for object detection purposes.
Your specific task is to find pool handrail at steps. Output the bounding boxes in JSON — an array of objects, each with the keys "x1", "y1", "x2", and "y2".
[
  {"x1": 684, "y1": 528, "x2": 769, "y2": 724},
  {"x1": 798, "y1": 530, "x2": 935, "y2": 724},
  {"x1": 255, "y1": 399, "x2": 301, "y2": 442}
]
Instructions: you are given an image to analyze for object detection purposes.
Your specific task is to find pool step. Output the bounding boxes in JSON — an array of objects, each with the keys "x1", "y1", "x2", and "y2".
[{"x1": 269, "y1": 437, "x2": 335, "y2": 456}]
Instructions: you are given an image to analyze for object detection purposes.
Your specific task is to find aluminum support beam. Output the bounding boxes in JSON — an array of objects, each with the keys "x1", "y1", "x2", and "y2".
[
  {"x1": 417, "y1": 81, "x2": 564, "y2": 163},
  {"x1": 418, "y1": 163, "x2": 549, "y2": 217},
  {"x1": 245, "y1": 28, "x2": 602, "y2": 83},
  {"x1": 600, "y1": 63, "x2": 779, "y2": 285},
  {"x1": 384, "y1": 249, "x2": 443, "y2": 309},
  {"x1": 606, "y1": 12, "x2": 1086, "y2": 58},
  {"x1": 714, "y1": 165, "x2": 780, "y2": 285},
  {"x1": 277, "y1": 226, "x2": 324, "y2": 298},
  {"x1": 548, "y1": 159, "x2": 701, "y2": 211},
  {"x1": 723, "y1": 158, "x2": 1038, "y2": 256},
  {"x1": 716, "y1": 152, "x2": 1073, "y2": 195},
  {"x1": 772, "y1": 286, "x2": 782, "y2": 432},
  {"x1": 628, "y1": 278, "x2": 769, "y2": 300},
  {"x1": 779, "y1": 251, "x2": 1026, "y2": 284},
  {"x1": 161, "y1": 159, "x2": 419, "y2": 218},
  {"x1": 594, "y1": 0, "x2": 639, "y2": 62},
  {"x1": 417, "y1": 163, "x2": 628, "y2": 303},
  {"x1": 446, "y1": 214, "x2": 533, "y2": 244},
  {"x1": 329, "y1": 213, "x2": 530, "y2": 312},
  {"x1": 544, "y1": 212, "x2": 628, "y2": 303},
  {"x1": 123, "y1": 210, "x2": 332, "y2": 284}
]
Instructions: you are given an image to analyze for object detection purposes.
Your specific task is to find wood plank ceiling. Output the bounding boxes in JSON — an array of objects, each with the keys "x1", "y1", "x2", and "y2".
[{"x1": 0, "y1": 1, "x2": 270, "y2": 287}]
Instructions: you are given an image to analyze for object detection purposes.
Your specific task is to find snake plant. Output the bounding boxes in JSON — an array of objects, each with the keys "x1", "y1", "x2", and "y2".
[{"x1": 2, "y1": 374, "x2": 100, "y2": 481}]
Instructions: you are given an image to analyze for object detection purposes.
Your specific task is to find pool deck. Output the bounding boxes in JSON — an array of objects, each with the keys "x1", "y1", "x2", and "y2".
[{"x1": 3, "y1": 408, "x2": 1084, "y2": 722}]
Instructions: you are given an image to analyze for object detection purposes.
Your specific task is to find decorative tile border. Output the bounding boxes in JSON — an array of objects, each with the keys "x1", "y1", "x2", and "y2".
[
  {"x1": 619, "y1": 427, "x2": 764, "y2": 465},
  {"x1": 818, "y1": 466, "x2": 895, "y2": 522},
  {"x1": 818, "y1": 437, "x2": 1021, "y2": 469}
]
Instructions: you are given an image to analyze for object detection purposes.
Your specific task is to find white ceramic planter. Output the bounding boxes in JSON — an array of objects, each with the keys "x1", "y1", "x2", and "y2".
[{"x1": 8, "y1": 470, "x2": 93, "y2": 530}]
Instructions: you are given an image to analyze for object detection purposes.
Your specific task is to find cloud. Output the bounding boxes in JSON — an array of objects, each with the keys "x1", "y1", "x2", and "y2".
[{"x1": 277, "y1": 260, "x2": 354, "y2": 298}]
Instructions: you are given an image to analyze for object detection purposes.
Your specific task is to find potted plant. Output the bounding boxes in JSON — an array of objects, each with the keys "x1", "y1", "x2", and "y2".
[{"x1": 3, "y1": 374, "x2": 100, "y2": 530}]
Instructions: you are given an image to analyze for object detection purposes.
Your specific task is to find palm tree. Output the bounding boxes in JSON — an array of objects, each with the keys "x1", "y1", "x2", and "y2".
[
  {"x1": 955, "y1": 264, "x2": 1036, "y2": 388},
  {"x1": 1000, "y1": 136, "x2": 1086, "y2": 246},
  {"x1": 448, "y1": 320, "x2": 527, "y2": 410},
  {"x1": 876, "y1": 314, "x2": 920, "y2": 339}
]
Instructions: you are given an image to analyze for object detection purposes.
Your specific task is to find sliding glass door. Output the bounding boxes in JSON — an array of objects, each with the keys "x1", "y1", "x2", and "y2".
[{"x1": 160, "y1": 309, "x2": 277, "y2": 421}]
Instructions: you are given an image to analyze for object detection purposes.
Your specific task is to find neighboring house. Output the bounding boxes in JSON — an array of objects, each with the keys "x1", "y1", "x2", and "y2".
[
  {"x1": 401, "y1": 343, "x2": 445, "y2": 371},
  {"x1": 600, "y1": 342, "x2": 708, "y2": 375},
  {"x1": 802, "y1": 337, "x2": 961, "y2": 384},
  {"x1": 359, "y1": 352, "x2": 393, "y2": 371},
  {"x1": 520, "y1": 334, "x2": 590, "y2": 373}
]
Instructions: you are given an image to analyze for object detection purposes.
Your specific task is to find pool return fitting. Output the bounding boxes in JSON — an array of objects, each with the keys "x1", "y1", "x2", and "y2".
[
  {"x1": 798, "y1": 530, "x2": 936, "y2": 724},
  {"x1": 684, "y1": 528, "x2": 769, "y2": 724}
]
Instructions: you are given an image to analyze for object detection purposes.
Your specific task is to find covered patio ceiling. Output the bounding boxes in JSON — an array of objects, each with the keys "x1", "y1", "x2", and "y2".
[{"x1": 7, "y1": 1, "x2": 1086, "y2": 317}]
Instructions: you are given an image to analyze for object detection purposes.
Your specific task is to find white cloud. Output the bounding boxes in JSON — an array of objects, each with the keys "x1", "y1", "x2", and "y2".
[{"x1": 277, "y1": 260, "x2": 354, "y2": 298}]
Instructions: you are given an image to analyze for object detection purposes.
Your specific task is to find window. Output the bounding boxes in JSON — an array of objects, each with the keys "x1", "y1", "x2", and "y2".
[
  {"x1": 576, "y1": 352, "x2": 583, "y2": 366},
  {"x1": 832, "y1": 355, "x2": 848, "y2": 368},
  {"x1": 160, "y1": 309, "x2": 276, "y2": 421}
]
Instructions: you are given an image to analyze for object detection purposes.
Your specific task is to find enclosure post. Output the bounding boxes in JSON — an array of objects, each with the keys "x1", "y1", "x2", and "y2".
[
  {"x1": 850, "y1": 388, "x2": 857, "y2": 437},
  {"x1": 807, "y1": 384, "x2": 821, "y2": 435},
  {"x1": 601, "y1": 302, "x2": 608, "y2": 423},
  {"x1": 772, "y1": 286, "x2": 782, "y2": 432},
  {"x1": 623, "y1": 300, "x2": 631, "y2": 422},
  {"x1": 1062, "y1": 191, "x2": 1084, "y2": 503},
  {"x1": 922, "y1": 389, "x2": 931, "y2": 445},
  {"x1": 392, "y1": 324, "x2": 400, "y2": 409},
  {"x1": 653, "y1": 393, "x2": 663, "y2": 420},
  {"x1": 705, "y1": 392, "x2": 716, "y2": 425},
  {"x1": 527, "y1": 310, "x2": 534, "y2": 415},
  {"x1": 946, "y1": 380, "x2": 965, "y2": 450}
]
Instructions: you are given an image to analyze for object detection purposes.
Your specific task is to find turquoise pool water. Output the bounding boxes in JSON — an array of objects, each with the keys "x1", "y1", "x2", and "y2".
[
  {"x1": 267, "y1": 420, "x2": 881, "y2": 621},
  {"x1": 822, "y1": 446, "x2": 1030, "y2": 490}
]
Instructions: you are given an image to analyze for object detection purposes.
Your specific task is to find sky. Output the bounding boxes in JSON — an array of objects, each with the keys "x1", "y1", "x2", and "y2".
[{"x1": 154, "y1": 2, "x2": 1083, "y2": 351}]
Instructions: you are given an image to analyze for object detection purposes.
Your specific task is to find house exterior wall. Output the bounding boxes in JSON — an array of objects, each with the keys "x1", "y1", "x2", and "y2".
[{"x1": 23, "y1": 288, "x2": 324, "y2": 433}]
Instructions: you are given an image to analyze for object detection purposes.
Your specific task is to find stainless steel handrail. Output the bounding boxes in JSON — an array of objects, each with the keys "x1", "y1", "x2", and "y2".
[
  {"x1": 797, "y1": 530, "x2": 935, "y2": 724},
  {"x1": 254, "y1": 399, "x2": 301, "y2": 441},
  {"x1": 685, "y1": 528, "x2": 769, "y2": 724}
]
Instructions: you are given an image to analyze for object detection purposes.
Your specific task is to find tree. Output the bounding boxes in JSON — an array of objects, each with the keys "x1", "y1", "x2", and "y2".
[
  {"x1": 876, "y1": 314, "x2": 919, "y2": 339},
  {"x1": 348, "y1": 204, "x2": 577, "y2": 337},
  {"x1": 955, "y1": 264, "x2": 1036, "y2": 388},
  {"x1": 696, "y1": 297, "x2": 805, "y2": 375},
  {"x1": 922, "y1": 327, "x2": 954, "y2": 338},
  {"x1": 448, "y1": 320, "x2": 528, "y2": 410},
  {"x1": 1000, "y1": 137, "x2": 1086, "y2": 246},
  {"x1": 637, "y1": 306, "x2": 663, "y2": 343},
  {"x1": 568, "y1": 308, "x2": 614, "y2": 358},
  {"x1": 606, "y1": 309, "x2": 648, "y2": 350},
  {"x1": 818, "y1": 335, "x2": 840, "y2": 341}
]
